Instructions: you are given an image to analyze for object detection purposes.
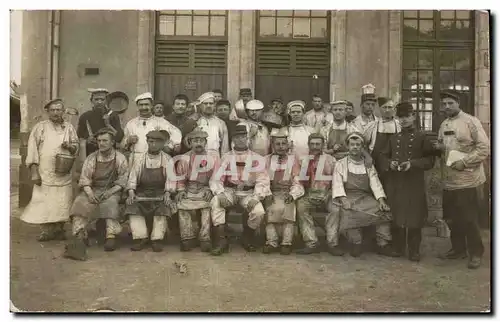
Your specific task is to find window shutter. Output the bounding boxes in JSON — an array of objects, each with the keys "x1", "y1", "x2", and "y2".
[
  {"x1": 295, "y1": 44, "x2": 329, "y2": 70},
  {"x1": 155, "y1": 41, "x2": 190, "y2": 68},
  {"x1": 257, "y1": 44, "x2": 292, "y2": 70},
  {"x1": 194, "y1": 43, "x2": 227, "y2": 69}
]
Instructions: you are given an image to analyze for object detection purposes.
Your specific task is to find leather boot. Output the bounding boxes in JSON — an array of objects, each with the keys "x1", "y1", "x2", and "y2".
[
  {"x1": 262, "y1": 244, "x2": 279, "y2": 254},
  {"x1": 242, "y1": 226, "x2": 257, "y2": 252},
  {"x1": 200, "y1": 241, "x2": 212, "y2": 253},
  {"x1": 151, "y1": 240, "x2": 164, "y2": 252},
  {"x1": 180, "y1": 239, "x2": 194, "y2": 252},
  {"x1": 131, "y1": 238, "x2": 149, "y2": 251},
  {"x1": 103, "y1": 238, "x2": 117, "y2": 252},
  {"x1": 407, "y1": 228, "x2": 422, "y2": 262},
  {"x1": 392, "y1": 227, "x2": 407, "y2": 256},
  {"x1": 63, "y1": 231, "x2": 88, "y2": 261},
  {"x1": 211, "y1": 225, "x2": 229, "y2": 256}
]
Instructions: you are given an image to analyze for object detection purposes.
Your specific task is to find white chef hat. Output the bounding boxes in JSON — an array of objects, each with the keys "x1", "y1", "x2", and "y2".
[
  {"x1": 135, "y1": 92, "x2": 153, "y2": 104},
  {"x1": 245, "y1": 99, "x2": 264, "y2": 111},
  {"x1": 198, "y1": 92, "x2": 215, "y2": 104}
]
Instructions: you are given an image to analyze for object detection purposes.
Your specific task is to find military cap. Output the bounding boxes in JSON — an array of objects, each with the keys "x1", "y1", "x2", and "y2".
[
  {"x1": 345, "y1": 132, "x2": 365, "y2": 145},
  {"x1": 234, "y1": 124, "x2": 248, "y2": 136},
  {"x1": 377, "y1": 97, "x2": 393, "y2": 108},
  {"x1": 146, "y1": 129, "x2": 169, "y2": 141},
  {"x1": 198, "y1": 92, "x2": 215, "y2": 104},
  {"x1": 135, "y1": 92, "x2": 153, "y2": 103},
  {"x1": 245, "y1": 99, "x2": 265, "y2": 111},
  {"x1": 270, "y1": 127, "x2": 289, "y2": 138},
  {"x1": 43, "y1": 98, "x2": 64, "y2": 110},
  {"x1": 287, "y1": 100, "x2": 306, "y2": 114},
  {"x1": 87, "y1": 88, "x2": 109, "y2": 95},
  {"x1": 216, "y1": 99, "x2": 231, "y2": 107},
  {"x1": 361, "y1": 83, "x2": 377, "y2": 103},
  {"x1": 271, "y1": 97, "x2": 283, "y2": 104},
  {"x1": 396, "y1": 101, "x2": 414, "y2": 117},
  {"x1": 239, "y1": 88, "x2": 252, "y2": 96},
  {"x1": 440, "y1": 89, "x2": 461, "y2": 103}
]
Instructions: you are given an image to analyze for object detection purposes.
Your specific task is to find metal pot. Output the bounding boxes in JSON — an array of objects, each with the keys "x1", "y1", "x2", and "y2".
[
  {"x1": 55, "y1": 153, "x2": 75, "y2": 175},
  {"x1": 260, "y1": 110, "x2": 283, "y2": 128}
]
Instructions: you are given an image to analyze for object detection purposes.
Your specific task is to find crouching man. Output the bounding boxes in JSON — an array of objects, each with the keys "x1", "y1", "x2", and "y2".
[
  {"x1": 263, "y1": 128, "x2": 304, "y2": 255},
  {"x1": 175, "y1": 128, "x2": 220, "y2": 252},
  {"x1": 210, "y1": 124, "x2": 271, "y2": 256},
  {"x1": 64, "y1": 128, "x2": 129, "y2": 261},
  {"x1": 332, "y1": 132, "x2": 399, "y2": 258},
  {"x1": 125, "y1": 130, "x2": 176, "y2": 252},
  {"x1": 296, "y1": 133, "x2": 343, "y2": 256}
]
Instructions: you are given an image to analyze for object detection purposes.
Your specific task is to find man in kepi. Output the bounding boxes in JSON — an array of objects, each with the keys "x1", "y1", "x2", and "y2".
[
  {"x1": 353, "y1": 84, "x2": 379, "y2": 132},
  {"x1": 295, "y1": 133, "x2": 343, "y2": 256},
  {"x1": 380, "y1": 102, "x2": 435, "y2": 261},
  {"x1": 21, "y1": 98, "x2": 79, "y2": 241},
  {"x1": 64, "y1": 128, "x2": 129, "y2": 260},
  {"x1": 125, "y1": 130, "x2": 176, "y2": 252},
  {"x1": 434, "y1": 90, "x2": 490, "y2": 269},
  {"x1": 210, "y1": 124, "x2": 271, "y2": 255},
  {"x1": 263, "y1": 128, "x2": 304, "y2": 255},
  {"x1": 77, "y1": 88, "x2": 124, "y2": 158},
  {"x1": 175, "y1": 128, "x2": 220, "y2": 252}
]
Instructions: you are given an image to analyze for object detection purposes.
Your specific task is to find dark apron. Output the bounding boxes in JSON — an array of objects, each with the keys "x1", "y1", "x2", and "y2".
[
  {"x1": 338, "y1": 169, "x2": 392, "y2": 231},
  {"x1": 327, "y1": 127, "x2": 349, "y2": 159},
  {"x1": 125, "y1": 158, "x2": 169, "y2": 217}
]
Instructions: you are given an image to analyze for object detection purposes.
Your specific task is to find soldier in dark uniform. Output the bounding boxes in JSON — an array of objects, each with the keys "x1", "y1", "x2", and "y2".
[{"x1": 380, "y1": 102, "x2": 435, "y2": 261}]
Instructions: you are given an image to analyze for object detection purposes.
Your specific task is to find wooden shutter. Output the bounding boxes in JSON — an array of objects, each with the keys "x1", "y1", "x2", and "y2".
[
  {"x1": 295, "y1": 44, "x2": 329, "y2": 72},
  {"x1": 257, "y1": 44, "x2": 292, "y2": 71},
  {"x1": 155, "y1": 41, "x2": 190, "y2": 71},
  {"x1": 194, "y1": 43, "x2": 226, "y2": 69}
]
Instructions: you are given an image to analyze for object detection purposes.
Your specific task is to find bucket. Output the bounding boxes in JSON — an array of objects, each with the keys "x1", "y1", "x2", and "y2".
[
  {"x1": 55, "y1": 153, "x2": 75, "y2": 175},
  {"x1": 435, "y1": 219, "x2": 451, "y2": 238}
]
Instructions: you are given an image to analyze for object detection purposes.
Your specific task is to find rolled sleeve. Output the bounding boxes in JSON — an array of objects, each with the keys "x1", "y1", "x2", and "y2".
[
  {"x1": 332, "y1": 161, "x2": 347, "y2": 199},
  {"x1": 126, "y1": 154, "x2": 142, "y2": 191},
  {"x1": 462, "y1": 118, "x2": 490, "y2": 166},
  {"x1": 113, "y1": 153, "x2": 129, "y2": 189},
  {"x1": 78, "y1": 153, "x2": 96, "y2": 188},
  {"x1": 368, "y1": 166, "x2": 386, "y2": 200}
]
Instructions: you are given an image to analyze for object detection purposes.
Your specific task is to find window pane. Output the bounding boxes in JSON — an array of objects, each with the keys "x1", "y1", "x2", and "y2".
[
  {"x1": 418, "y1": 111, "x2": 433, "y2": 131},
  {"x1": 193, "y1": 16, "x2": 209, "y2": 36},
  {"x1": 260, "y1": 17, "x2": 276, "y2": 36},
  {"x1": 403, "y1": 49, "x2": 418, "y2": 69},
  {"x1": 439, "y1": 50, "x2": 454, "y2": 70},
  {"x1": 419, "y1": 20, "x2": 434, "y2": 39},
  {"x1": 403, "y1": 19, "x2": 418, "y2": 39},
  {"x1": 193, "y1": 10, "x2": 209, "y2": 15},
  {"x1": 277, "y1": 10, "x2": 293, "y2": 16},
  {"x1": 159, "y1": 10, "x2": 175, "y2": 14},
  {"x1": 158, "y1": 15, "x2": 175, "y2": 35},
  {"x1": 419, "y1": 10, "x2": 433, "y2": 19},
  {"x1": 440, "y1": 70, "x2": 454, "y2": 89},
  {"x1": 311, "y1": 10, "x2": 327, "y2": 17},
  {"x1": 402, "y1": 70, "x2": 418, "y2": 90},
  {"x1": 260, "y1": 10, "x2": 275, "y2": 16},
  {"x1": 311, "y1": 18, "x2": 327, "y2": 38},
  {"x1": 455, "y1": 50, "x2": 471, "y2": 70},
  {"x1": 439, "y1": 20, "x2": 456, "y2": 39},
  {"x1": 418, "y1": 70, "x2": 433, "y2": 85},
  {"x1": 418, "y1": 49, "x2": 433, "y2": 69},
  {"x1": 456, "y1": 10, "x2": 471, "y2": 20},
  {"x1": 404, "y1": 11, "x2": 418, "y2": 18},
  {"x1": 277, "y1": 17, "x2": 292, "y2": 37},
  {"x1": 440, "y1": 10, "x2": 455, "y2": 19},
  {"x1": 293, "y1": 18, "x2": 311, "y2": 38},
  {"x1": 176, "y1": 10, "x2": 192, "y2": 15},
  {"x1": 456, "y1": 20, "x2": 472, "y2": 39},
  {"x1": 454, "y1": 71, "x2": 471, "y2": 90},
  {"x1": 210, "y1": 10, "x2": 226, "y2": 15},
  {"x1": 176, "y1": 16, "x2": 192, "y2": 36},
  {"x1": 294, "y1": 10, "x2": 310, "y2": 17},
  {"x1": 210, "y1": 16, "x2": 226, "y2": 36}
]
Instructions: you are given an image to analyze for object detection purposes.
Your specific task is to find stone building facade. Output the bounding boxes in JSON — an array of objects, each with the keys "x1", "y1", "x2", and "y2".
[{"x1": 18, "y1": 10, "x2": 490, "y2": 222}]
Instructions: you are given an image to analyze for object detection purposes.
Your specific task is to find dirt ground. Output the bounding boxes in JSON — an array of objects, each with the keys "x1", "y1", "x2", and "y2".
[{"x1": 9, "y1": 153, "x2": 491, "y2": 312}]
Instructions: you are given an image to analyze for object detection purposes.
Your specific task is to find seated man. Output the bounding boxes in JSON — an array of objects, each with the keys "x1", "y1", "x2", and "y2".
[
  {"x1": 296, "y1": 133, "x2": 343, "y2": 256},
  {"x1": 210, "y1": 124, "x2": 271, "y2": 256},
  {"x1": 175, "y1": 128, "x2": 220, "y2": 252},
  {"x1": 64, "y1": 128, "x2": 129, "y2": 261},
  {"x1": 263, "y1": 128, "x2": 304, "y2": 255},
  {"x1": 332, "y1": 132, "x2": 399, "y2": 258},
  {"x1": 125, "y1": 130, "x2": 176, "y2": 252}
]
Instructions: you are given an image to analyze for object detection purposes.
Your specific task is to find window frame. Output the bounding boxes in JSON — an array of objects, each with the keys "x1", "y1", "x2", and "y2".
[
  {"x1": 256, "y1": 10, "x2": 330, "y2": 44},
  {"x1": 156, "y1": 10, "x2": 228, "y2": 41},
  {"x1": 401, "y1": 10, "x2": 475, "y2": 132}
]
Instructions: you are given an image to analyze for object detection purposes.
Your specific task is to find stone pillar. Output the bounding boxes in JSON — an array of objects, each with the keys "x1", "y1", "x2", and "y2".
[
  {"x1": 387, "y1": 10, "x2": 402, "y2": 101},
  {"x1": 227, "y1": 10, "x2": 256, "y2": 104},
  {"x1": 137, "y1": 10, "x2": 155, "y2": 96},
  {"x1": 330, "y1": 10, "x2": 347, "y2": 102},
  {"x1": 18, "y1": 10, "x2": 52, "y2": 207}
]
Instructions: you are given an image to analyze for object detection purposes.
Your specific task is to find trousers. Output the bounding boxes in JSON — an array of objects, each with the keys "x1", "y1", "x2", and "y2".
[
  {"x1": 211, "y1": 190, "x2": 265, "y2": 229},
  {"x1": 178, "y1": 209, "x2": 211, "y2": 242},
  {"x1": 296, "y1": 196, "x2": 339, "y2": 248},
  {"x1": 72, "y1": 215, "x2": 122, "y2": 239},
  {"x1": 265, "y1": 222, "x2": 294, "y2": 247},
  {"x1": 345, "y1": 223, "x2": 391, "y2": 246},
  {"x1": 129, "y1": 215, "x2": 168, "y2": 241}
]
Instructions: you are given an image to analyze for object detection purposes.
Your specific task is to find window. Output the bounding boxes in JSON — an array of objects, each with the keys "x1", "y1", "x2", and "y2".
[
  {"x1": 157, "y1": 10, "x2": 227, "y2": 37},
  {"x1": 258, "y1": 10, "x2": 328, "y2": 39},
  {"x1": 402, "y1": 10, "x2": 474, "y2": 131}
]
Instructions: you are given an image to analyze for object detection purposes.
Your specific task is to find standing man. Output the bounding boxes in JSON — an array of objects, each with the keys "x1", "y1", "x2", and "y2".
[
  {"x1": 353, "y1": 84, "x2": 380, "y2": 132},
  {"x1": 321, "y1": 100, "x2": 360, "y2": 160},
  {"x1": 303, "y1": 94, "x2": 334, "y2": 132},
  {"x1": 283, "y1": 100, "x2": 315, "y2": 158},
  {"x1": 263, "y1": 128, "x2": 304, "y2": 255},
  {"x1": 212, "y1": 89, "x2": 224, "y2": 103},
  {"x1": 122, "y1": 92, "x2": 182, "y2": 163},
  {"x1": 64, "y1": 128, "x2": 129, "y2": 260},
  {"x1": 153, "y1": 100, "x2": 166, "y2": 118},
  {"x1": 295, "y1": 133, "x2": 343, "y2": 256},
  {"x1": 216, "y1": 99, "x2": 239, "y2": 147},
  {"x1": 229, "y1": 88, "x2": 253, "y2": 121},
  {"x1": 345, "y1": 101, "x2": 356, "y2": 123},
  {"x1": 21, "y1": 98, "x2": 79, "y2": 241},
  {"x1": 238, "y1": 99, "x2": 270, "y2": 156},
  {"x1": 210, "y1": 125, "x2": 271, "y2": 255},
  {"x1": 166, "y1": 94, "x2": 199, "y2": 153},
  {"x1": 125, "y1": 130, "x2": 176, "y2": 252},
  {"x1": 434, "y1": 90, "x2": 490, "y2": 269},
  {"x1": 194, "y1": 92, "x2": 229, "y2": 156},
  {"x1": 77, "y1": 88, "x2": 124, "y2": 158},
  {"x1": 380, "y1": 102, "x2": 435, "y2": 261},
  {"x1": 175, "y1": 129, "x2": 220, "y2": 252},
  {"x1": 187, "y1": 101, "x2": 200, "y2": 121}
]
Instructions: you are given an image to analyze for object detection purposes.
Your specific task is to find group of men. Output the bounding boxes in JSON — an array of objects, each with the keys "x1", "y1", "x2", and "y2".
[{"x1": 20, "y1": 84, "x2": 490, "y2": 269}]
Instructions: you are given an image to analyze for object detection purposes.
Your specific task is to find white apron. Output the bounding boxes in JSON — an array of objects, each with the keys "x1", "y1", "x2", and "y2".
[{"x1": 21, "y1": 123, "x2": 74, "y2": 224}]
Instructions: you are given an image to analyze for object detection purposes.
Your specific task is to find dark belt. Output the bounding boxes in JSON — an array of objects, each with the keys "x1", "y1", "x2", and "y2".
[{"x1": 226, "y1": 182, "x2": 254, "y2": 191}]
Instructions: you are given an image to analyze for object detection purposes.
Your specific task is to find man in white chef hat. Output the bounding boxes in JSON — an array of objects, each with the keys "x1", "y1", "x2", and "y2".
[{"x1": 237, "y1": 99, "x2": 270, "y2": 156}]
